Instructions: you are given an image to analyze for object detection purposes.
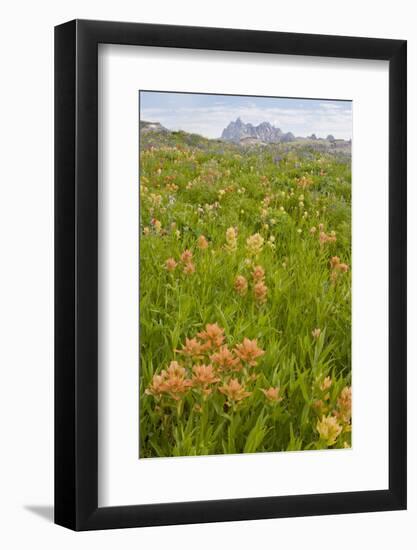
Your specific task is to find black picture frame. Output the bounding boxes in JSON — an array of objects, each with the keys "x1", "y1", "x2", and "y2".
[{"x1": 55, "y1": 19, "x2": 407, "y2": 531}]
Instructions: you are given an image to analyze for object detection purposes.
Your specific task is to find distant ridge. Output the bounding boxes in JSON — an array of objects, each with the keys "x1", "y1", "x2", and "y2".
[
  {"x1": 220, "y1": 118, "x2": 343, "y2": 144},
  {"x1": 140, "y1": 120, "x2": 169, "y2": 133}
]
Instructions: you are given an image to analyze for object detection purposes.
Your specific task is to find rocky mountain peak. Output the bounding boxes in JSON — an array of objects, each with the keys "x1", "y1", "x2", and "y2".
[{"x1": 221, "y1": 118, "x2": 288, "y2": 144}]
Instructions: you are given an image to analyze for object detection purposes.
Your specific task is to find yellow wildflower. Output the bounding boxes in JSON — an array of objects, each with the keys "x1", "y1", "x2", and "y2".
[
  {"x1": 312, "y1": 328, "x2": 321, "y2": 339},
  {"x1": 246, "y1": 233, "x2": 264, "y2": 256},
  {"x1": 316, "y1": 415, "x2": 342, "y2": 445}
]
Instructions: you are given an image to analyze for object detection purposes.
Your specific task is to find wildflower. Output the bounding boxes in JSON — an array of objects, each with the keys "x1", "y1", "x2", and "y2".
[
  {"x1": 261, "y1": 387, "x2": 283, "y2": 403},
  {"x1": 297, "y1": 228, "x2": 302, "y2": 234},
  {"x1": 166, "y1": 361, "x2": 186, "y2": 378},
  {"x1": 183, "y1": 262, "x2": 196, "y2": 275},
  {"x1": 180, "y1": 249, "x2": 193, "y2": 264},
  {"x1": 219, "y1": 378, "x2": 251, "y2": 403},
  {"x1": 253, "y1": 281, "x2": 268, "y2": 304},
  {"x1": 197, "y1": 235, "x2": 209, "y2": 249},
  {"x1": 310, "y1": 226, "x2": 317, "y2": 234},
  {"x1": 252, "y1": 265, "x2": 265, "y2": 282},
  {"x1": 330, "y1": 256, "x2": 349, "y2": 284},
  {"x1": 330, "y1": 256, "x2": 349, "y2": 272},
  {"x1": 225, "y1": 227, "x2": 238, "y2": 252},
  {"x1": 296, "y1": 175, "x2": 314, "y2": 189},
  {"x1": 320, "y1": 376, "x2": 332, "y2": 392},
  {"x1": 150, "y1": 193, "x2": 162, "y2": 207},
  {"x1": 210, "y1": 345, "x2": 241, "y2": 372},
  {"x1": 234, "y1": 338, "x2": 265, "y2": 366},
  {"x1": 246, "y1": 233, "x2": 264, "y2": 256},
  {"x1": 152, "y1": 219, "x2": 162, "y2": 233},
  {"x1": 234, "y1": 275, "x2": 248, "y2": 296},
  {"x1": 336, "y1": 386, "x2": 352, "y2": 424},
  {"x1": 192, "y1": 364, "x2": 220, "y2": 388},
  {"x1": 197, "y1": 323, "x2": 225, "y2": 349},
  {"x1": 162, "y1": 361, "x2": 193, "y2": 400},
  {"x1": 316, "y1": 415, "x2": 342, "y2": 446},
  {"x1": 319, "y1": 230, "x2": 337, "y2": 246},
  {"x1": 165, "y1": 258, "x2": 177, "y2": 272},
  {"x1": 176, "y1": 337, "x2": 206, "y2": 360},
  {"x1": 312, "y1": 328, "x2": 321, "y2": 339},
  {"x1": 145, "y1": 373, "x2": 167, "y2": 397},
  {"x1": 143, "y1": 226, "x2": 150, "y2": 235},
  {"x1": 313, "y1": 399, "x2": 325, "y2": 412}
]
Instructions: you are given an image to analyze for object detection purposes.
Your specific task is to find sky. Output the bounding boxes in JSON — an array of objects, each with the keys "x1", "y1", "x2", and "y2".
[{"x1": 140, "y1": 91, "x2": 352, "y2": 140}]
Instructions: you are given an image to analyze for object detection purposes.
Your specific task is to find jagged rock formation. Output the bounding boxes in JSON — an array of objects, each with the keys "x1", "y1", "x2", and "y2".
[{"x1": 221, "y1": 117, "x2": 293, "y2": 144}]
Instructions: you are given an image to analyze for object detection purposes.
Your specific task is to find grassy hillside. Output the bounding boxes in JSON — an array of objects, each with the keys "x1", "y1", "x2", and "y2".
[{"x1": 139, "y1": 127, "x2": 351, "y2": 458}]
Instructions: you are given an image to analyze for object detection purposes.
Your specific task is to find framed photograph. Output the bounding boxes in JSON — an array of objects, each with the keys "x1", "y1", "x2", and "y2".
[{"x1": 55, "y1": 20, "x2": 406, "y2": 530}]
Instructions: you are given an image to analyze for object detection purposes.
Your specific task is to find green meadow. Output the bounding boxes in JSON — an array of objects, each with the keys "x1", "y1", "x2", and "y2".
[{"x1": 139, "y1": 128, "x2": 351, "y2": 458}]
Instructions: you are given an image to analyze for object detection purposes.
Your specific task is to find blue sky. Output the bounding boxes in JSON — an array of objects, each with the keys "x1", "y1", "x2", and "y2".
[{"x1": 140, "y1": 91, "x2": 352, "y2": 140}]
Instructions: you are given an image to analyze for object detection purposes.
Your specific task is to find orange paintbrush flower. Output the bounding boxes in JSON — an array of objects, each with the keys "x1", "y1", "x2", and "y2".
[
  {"x1": 253, "y1": 281, "x2": 268, "y2": 304},
  {"x1": 183, "y1": 261, "x2": 196, "y2": 275},
  {"x1": 145, "y1": 372, "x2": 167, "y2": 397},
  {"x1": 261, "y1": 387, "x2": 283, "y2": 403},
  {"x1": 197, "y1": 323, "x2": 225, "y2": 349},
  {"x1": 252, "y1": 265, "x2": 265, "y2": 282},
  {"x1": 192, "y1": 364, "x2": 220, "y2": 387},
  {"x1": 320, "y1": 376, "x2": 332, "y2": 392},
  {"x1": 210, "y1": 345, "x2": 241, "y2": 372},
  {"x1": 162, "y1": 361, "x2": 192, "y2": 400},
  {"x1": 176, "y1": 337, "x2": 206, "y2": 360},
  {"x1": 219, "y1": 378, "x2": 251, "y2": 403},
  {"x1": 335, "y1": 386, "x2": 352, "y2": 424},
  {"x1": 330, "y1": 256, "x2": 349, "y2": 284},
  {"x1": 165, "y1": 257, "x2": 177, "y2": 272},
  {"x1": 234, "y1": 338, "x2": 265, "y2": 366},
  {"x1": 197, "y1": 235, "x2": 209, "y2": 249},
  {"x1": 234, "y1": 275, "x2": 248, "y2": 296},
  {"x1": 319, "y1": 230, "x2": 337, "y2": 246},
  {"x1": 180, "y1": 249, "x2": 193, "y2": 264}
]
